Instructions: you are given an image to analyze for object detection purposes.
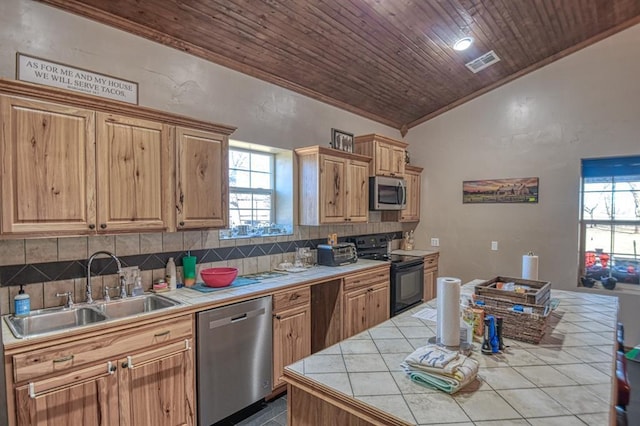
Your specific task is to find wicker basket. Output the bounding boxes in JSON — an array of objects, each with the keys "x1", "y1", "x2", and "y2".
[
  {"x1": 475, "y1": 276, "x2": 551, "y2": 306},
  {"x1": 473, "y1": 294, "x2": 551, "y2": 344}
]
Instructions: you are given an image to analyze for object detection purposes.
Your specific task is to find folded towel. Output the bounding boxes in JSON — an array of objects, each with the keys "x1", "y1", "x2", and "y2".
[
  {"x1": 404, "y1": 344, "x2": 458, "y2": 369},
  {"x1": 402, "y1": 345, "x2": 479, "y2": 394}
]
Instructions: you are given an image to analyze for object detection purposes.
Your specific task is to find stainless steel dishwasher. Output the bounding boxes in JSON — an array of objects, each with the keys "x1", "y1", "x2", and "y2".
[{"x1": 197, "y1": 296, "x2": 273, "y2": 425}]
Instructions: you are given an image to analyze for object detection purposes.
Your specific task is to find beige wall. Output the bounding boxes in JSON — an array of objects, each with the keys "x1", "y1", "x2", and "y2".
[{"x1": 407, "y1": 23, "x2": 640, "y2": 344}]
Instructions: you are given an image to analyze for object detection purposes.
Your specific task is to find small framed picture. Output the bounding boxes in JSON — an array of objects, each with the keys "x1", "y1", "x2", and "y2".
[{"x1": 331, "y1": 128, "x2": 354, "y2": 153}]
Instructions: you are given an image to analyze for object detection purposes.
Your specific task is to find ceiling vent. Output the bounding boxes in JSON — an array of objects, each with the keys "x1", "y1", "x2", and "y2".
[{"x1": 465, "y1": 50, "x2": 500, "y2": 73}]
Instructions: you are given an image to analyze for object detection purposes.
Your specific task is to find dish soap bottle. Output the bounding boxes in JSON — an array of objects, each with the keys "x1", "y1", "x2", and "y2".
[
  {"x1": 14, "y1": 285, "x2": 30, "y2": 316},
  {"x1": 131, "y1": 270, "x2": 144, "y2": 296},
  {"x1": 166, "y1": 257, "x2": 177, "y2": 291}
]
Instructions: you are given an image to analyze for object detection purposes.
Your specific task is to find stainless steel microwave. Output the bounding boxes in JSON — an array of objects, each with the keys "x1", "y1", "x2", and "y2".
[{"x1": 369, "y1": 176, "x2": 407, "y2": 210}]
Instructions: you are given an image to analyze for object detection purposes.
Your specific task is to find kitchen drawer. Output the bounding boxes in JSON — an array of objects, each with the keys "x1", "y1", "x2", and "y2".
[
  {"x1": 13, "y1": 314, "x2": 192, "y2": 383},
  {"x1": 424, "y1": 253, "x2": 439, "y2": 268},
  {"x1": 343, "y1": 267, "x2": 389, "y2": 291},
  {"x1": 273, "y1": 286, "x2": 310, "y2": 312}
]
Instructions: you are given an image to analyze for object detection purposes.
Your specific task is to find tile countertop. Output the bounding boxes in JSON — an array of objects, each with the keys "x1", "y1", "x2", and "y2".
[
  {"x1": 284, "y1": 280, "x2": 618, "y2": 425},
  {"x1": 2, "y1": 259, "x2": 388, "y2": 348}
]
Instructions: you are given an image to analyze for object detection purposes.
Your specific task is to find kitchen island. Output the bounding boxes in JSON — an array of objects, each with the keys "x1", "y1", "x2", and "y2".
[{"x1": 284, "y1": 280, "x2": 618, "y2": 425}]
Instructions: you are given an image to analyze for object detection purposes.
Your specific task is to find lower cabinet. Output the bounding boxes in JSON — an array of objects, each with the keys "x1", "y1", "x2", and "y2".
[
  {"x1": 423, "y1": 253, "x2": 439, "y2": 301},
  {"x1": 342, "y1": 267, "x2": 390, "y2": 339},
  {"x1": 10, "y1": 315, "x2": 195, "y2": 426},
  {"x1": 272, "y1": 287, "x2": 311, "y2": 390},
  {"x1": 15, "y1": 361, "x2": 119, "y2": 426}
]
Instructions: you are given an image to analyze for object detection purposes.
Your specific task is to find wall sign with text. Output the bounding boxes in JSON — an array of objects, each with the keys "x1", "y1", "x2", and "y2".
[{"x1": 16, "y1": 53, "x2": 138, "y2": 104}]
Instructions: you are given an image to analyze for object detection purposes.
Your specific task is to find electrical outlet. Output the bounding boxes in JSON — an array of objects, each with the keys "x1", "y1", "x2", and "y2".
[
  {"x1": 430, "y1": 238, "x2": 440, "y2": 247},
  {"x1": 491, "y1": 241, "x2": 498, "y2": 251}
]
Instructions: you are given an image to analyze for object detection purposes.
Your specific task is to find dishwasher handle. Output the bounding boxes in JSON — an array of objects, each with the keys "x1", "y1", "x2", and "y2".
[{"x1": 207, "y1": 307, "x2": 266, "y2": 330}]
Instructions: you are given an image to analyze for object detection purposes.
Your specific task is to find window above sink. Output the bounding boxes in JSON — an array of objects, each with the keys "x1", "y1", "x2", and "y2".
[{"x1": 220, "y1": 141, "x2": 293, "y2": 240}]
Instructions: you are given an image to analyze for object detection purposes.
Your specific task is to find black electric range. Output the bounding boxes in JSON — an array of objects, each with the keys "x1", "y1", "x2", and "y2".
[
  {"x1": 349, "y1": 235, "x2": 423, "y2": 268},
  {"x1": 349, "y1": 235, "x2": 425, "y2": 316}
]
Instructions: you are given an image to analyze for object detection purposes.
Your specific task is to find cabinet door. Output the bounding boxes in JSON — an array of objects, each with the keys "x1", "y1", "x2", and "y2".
[
  {"x1": 424, "y1": 267, "x2": 438, "y2": 301},
  {"x1": 15, "y1": 361, "x2": 118, "y2": 426},
  {"x1": 175, "y1": 127, "x2": 228, "y2": 229},
  {"x1": 345, "y1": 160, "x2": 369, "y2": 223},
  {"x1": 1, "y1": 95, "x2": 96, "y2": 235},
  {"x1": 319, "y1": 155, "x2": 347, "y2": 223},
  {"x1": 367, "y1": 283, "x2": 390, "y2": 328},
  {"x1": 374, "y1": 142, "x2": 405, "y2": 177},
  {"x1": 96, "y1": 113, "x2": 171, "y2": 232},
  {"x1": 391, "y1": 146, "x2": 406, "y2": 176},
  {"x1": 343, "y1": 287, "x2": 369, "y2": 339},
  {"x1": 273, "y1": 304, "x2": 311, "y2": 389},
  {"x1": 400, "y1": 169, "x2": 421, "y2": 222},
  {"x1": 119, "y1": 339, "x2": 194, "y2": 426}
]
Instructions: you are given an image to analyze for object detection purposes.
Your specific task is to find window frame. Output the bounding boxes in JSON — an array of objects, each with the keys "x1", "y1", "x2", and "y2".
[
  {"x1": 228, "y1": 147, "x2": 276, "y2": 229},
  {"x1": 579, "y1": 157, "x2": 640, "y2": 287}
]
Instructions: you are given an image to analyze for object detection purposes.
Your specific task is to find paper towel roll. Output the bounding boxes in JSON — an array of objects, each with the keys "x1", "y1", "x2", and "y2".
[
  {"x1": 522, "y1": 253, "x2": 539, "y2": 280},
  {"x1": 436, "y1": 277, "x2": 461, "y2": 346}
]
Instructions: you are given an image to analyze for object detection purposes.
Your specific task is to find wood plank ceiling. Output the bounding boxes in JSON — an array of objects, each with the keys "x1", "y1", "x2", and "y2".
[{"x1": 38, "y1": 0, "x2": 640, "y2": 133}]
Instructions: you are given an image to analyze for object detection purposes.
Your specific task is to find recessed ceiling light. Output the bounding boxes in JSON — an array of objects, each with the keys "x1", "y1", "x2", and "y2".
[{"x1": 453, "y1": 37, "x2": 473, "y2": 51}]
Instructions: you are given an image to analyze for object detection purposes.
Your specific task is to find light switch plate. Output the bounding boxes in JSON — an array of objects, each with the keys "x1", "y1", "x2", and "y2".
[
  {"x1": 431, "y1": 238, "x2": 439, "y2": 247},
  {"x1": 491, "y1": 241, "x2": 498, "y2": 251}
]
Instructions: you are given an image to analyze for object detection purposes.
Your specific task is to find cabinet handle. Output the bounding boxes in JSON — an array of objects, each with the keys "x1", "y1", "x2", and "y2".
[
  {"x1": 275, "y1": 315, "x2": 281, "y2": 320},
  {"x1": 179, "y1": 221, "x2": 185, "y2": 227},
  {"x1": 107, "y1": 361, "x2": 116, "y2": 375},
  {"x1": 100, "y1": 224, "x2": 107, "y2": 229},
  {"x1": 123, "y1": 355, "x2": 133, "y2": 369},
  {"x1": 88, "y1": 224, "x2": 95, "y2": 230},
  {"x1": 154, "y1": 330, "x2": 170, "y2": 337},
  {"x1": 289, "y1": 294, "x2": 299, "y2": 301},
  {"x1": 52, "y1": 355, "x2": 74, "y2": 364}
]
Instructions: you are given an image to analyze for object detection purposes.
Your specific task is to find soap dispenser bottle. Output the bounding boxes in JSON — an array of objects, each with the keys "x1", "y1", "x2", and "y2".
[{"x1": 14, "y1": 285, "x2": 30, "y2": 316}]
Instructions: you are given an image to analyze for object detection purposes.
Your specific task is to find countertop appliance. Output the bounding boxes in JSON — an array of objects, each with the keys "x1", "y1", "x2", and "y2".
[
  {"x1": 317, "y1": 242, "x2": 357, "y2": 266},
  {"x1": 350, "y1": 235, "x2": 424, "y2": 316},
  {"x1": 369, "y1": 176, "x2": 406, "y2": 210},
  {"x1": 197, "y1": 296, "x2": 272, "y2": 425}
]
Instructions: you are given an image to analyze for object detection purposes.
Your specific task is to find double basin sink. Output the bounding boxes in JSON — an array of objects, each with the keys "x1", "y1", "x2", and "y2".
[{"x1": 5, "y1": 294, "x2": 182, "y2": 339}]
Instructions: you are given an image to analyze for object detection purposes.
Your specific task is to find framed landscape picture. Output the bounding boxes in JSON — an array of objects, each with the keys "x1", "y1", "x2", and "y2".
[{"x1": 463, "y1": 177, "x2": 539, "y2": 204}]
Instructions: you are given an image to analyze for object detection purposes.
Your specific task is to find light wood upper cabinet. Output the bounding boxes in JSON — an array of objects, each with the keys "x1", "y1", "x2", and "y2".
[
  {"x1": 400, "y1": 165, "x2": 422, "y2": 222},
  {"x1": 96, "y1": 113, "x2": 172, "y2": 232},
  {"x1": 175, "y1": 127, "x2": 228, "y2": 229},
  {"x1": 319, "y1": 155, "x2": 346, "y2": 223},
  {"x1": 0, "y1": 95, "x2": 97, "y2": 235},
  {"x1": 296, "y1": 146, "x2": 371, "y2": 225},
  {"x1": 0, "y1": 78, "x2": 235, "y2": 237},
  {"x1": 345, "y1": 159, "x2": 369, "y2": 222},
  {"x1": 354, "y1": 134, "x2": 407, "y2": 177}
]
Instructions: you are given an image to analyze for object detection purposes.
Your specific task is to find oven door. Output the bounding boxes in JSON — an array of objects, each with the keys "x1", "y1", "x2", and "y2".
[{"x1": 391, "y1": 262, "x2": 424, "y2": 316}]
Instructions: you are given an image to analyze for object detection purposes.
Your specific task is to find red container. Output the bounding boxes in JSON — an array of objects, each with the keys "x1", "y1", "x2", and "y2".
[{"x1": 200, "y1": 267, "x2": 238, "y2": 288}]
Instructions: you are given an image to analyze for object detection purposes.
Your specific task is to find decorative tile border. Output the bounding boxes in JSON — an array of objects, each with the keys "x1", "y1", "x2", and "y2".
[{"x1": 0, "y1": 233, "x2": 401, "y2": 287}]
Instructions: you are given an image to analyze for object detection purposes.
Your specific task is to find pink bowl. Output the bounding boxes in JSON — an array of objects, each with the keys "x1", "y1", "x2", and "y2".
[{"x1": 200, "y1": 267, "x2": 238, "y2": 288}]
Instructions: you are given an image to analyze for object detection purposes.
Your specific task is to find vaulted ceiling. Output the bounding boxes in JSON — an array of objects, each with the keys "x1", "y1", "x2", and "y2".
[{"x1": 38, "y1": 0, "x2": 640, "y2": 133}]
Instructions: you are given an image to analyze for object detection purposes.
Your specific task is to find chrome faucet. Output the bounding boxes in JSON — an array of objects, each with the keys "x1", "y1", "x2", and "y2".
[{"x1": 86, "y1": 251, "x2": 123, "y2": 304}]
